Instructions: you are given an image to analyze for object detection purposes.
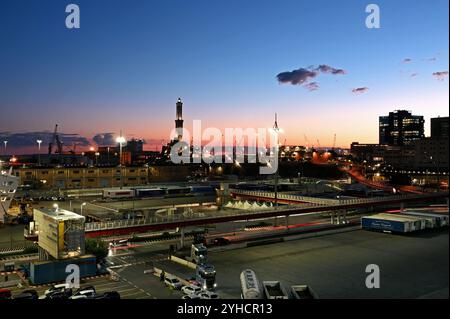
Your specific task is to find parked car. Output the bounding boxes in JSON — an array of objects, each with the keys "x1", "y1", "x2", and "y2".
[
  {"x1": 213, "y1": 237, "x2": 230, "y2": 246},
  {"x1": 14, "y1": 289, "x2": 38, "y2": 300},
  {"x1": 43, "y1": 283, "x2": 70, "y2": 296},
  {"x1": 198, "y1": 291, "x2": 220, "y2": 299},
  {"x1": 44, "y1": 289, "x2": 72, "y2": 300},
  {"x1": 181, "y1": 293, "x2": 201, "y2": 300},
  {"x1": 164, "y1": 276, "x2": 182, "y2": 290},
  {"x1": 0, "y1": 289, "x2": 12, "y2": 300},
  {"x1": 70, "y1": 286, "x2": 96, "y2": 299},
  {"x1": 181, "y1": 284, "x2": 202, "y2": 295},
  {"x1": 94, "y1": 291, "x2": 121, "y2": 299}
]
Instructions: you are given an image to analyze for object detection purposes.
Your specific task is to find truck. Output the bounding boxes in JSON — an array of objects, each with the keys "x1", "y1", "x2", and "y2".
[
  {"x1": 262, "y1": 281, "x2": 289, "y2": 299},
  {"x1": 190, "y1": 243, "x2": 208, "y2": 264},
  {"x1": 240, "y1": 269, "x2": 263, "y2": 299},
  {"x1": 196, "y1": 263, "x2": 217, "y2": 290},
  {"x1": 290, "y1": 285, "x2": 318, "y2": 299}
]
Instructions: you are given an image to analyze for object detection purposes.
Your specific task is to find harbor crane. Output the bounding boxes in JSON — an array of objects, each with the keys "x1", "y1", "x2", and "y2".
[{"x1": 48, "y1": 124, "x2": 63, "y2": 155}]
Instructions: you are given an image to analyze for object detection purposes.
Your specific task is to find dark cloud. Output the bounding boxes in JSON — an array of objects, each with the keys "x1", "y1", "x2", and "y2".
[
  {"x1": 432, "y1": 71, "x2": 449, "y2": 81},
  {"x1": 410, "y1": 73, "x2": 419, "y2": 78},
  {"x1": 427, "y1": 57, "x2": 437, "y2": 62},
  {"x1": 305, "y1": 82, "x2": 319, "y2": 91},
  {"x1": 351, "y1": 87, "x2": 369, "y2": 94},
  {"x1": 315, "y1": 65, "x2": 346, "y2": 75},
  {"x1": 276, "y1": 68, "x2": 317, "y2": 85},
  {"x1": 93, "y1": 133, "x2": 116, "y2": 146},
  {"x1": 402, "y1": 58, "x2": 412, "y2": 63},
  {"x1": 276, "y1": 64, "x2": 346, "y2": 90},
  {"x1": 0, "y1": 131, "x2": 90, "y2": 148}
]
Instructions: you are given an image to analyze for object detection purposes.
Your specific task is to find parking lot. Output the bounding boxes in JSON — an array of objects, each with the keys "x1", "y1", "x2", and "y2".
[{"x1": 4, "y1": 274, "x2": 153, "y2": 299}]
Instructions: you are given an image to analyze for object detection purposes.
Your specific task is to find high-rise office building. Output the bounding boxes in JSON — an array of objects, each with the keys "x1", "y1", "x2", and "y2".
[
  {"x1": 431, "y1": 116, "x2": 449, "y2": 138},
  {"x1": 379, "y1": 110, "x2": 424, "y2": 146}
]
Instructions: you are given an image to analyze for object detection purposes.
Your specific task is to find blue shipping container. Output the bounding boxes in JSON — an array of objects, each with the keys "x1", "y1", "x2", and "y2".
[
  {"x1": 361, "y1": 217, "x2": 407, "y2": 233},
  {"x1": 29, "y1": 255, "x2": 97, "y2": 285}
]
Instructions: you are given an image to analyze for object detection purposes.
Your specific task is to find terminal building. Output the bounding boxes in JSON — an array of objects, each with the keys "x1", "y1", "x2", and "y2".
[{"x1": 28, "y1": 207, "x2": 97, "y2": 285}]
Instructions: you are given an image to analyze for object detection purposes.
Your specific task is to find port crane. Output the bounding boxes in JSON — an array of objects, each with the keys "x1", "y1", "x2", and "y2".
[{"x1": 48, "y1": 124, "x2": 63, "y2": 155}]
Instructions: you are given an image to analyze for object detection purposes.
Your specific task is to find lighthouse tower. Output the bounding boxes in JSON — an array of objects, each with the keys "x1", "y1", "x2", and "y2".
[{"x1": 175, "y1": 98, "x2": 184, "y2": 141}]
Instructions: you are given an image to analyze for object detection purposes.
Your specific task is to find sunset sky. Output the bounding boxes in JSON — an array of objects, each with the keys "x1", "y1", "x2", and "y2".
[{"x1": 0, "y1": 0, "x2": 448, "y2": 154}]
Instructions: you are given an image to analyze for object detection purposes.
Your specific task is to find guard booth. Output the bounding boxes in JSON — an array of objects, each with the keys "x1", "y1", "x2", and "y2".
[{"x1": 3, "y1": 262, "x2": 14, "y2": 272}]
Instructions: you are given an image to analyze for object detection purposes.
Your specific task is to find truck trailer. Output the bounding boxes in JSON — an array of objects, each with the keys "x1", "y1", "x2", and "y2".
[
  {"x1": 240, "y1": 269, "x2": 263, "y2": 299},
  {"x1": 262, "y1": 281, "x2": 289, "y2": 299},
  {"x1": 290, "y1": 285, "x2": 318, "y2": 299},
  {"x1": 401, "y1": 211, "x2": 449, "y2": 227},
  {"x1": 361, "y1": 214, "x2": 415, "y2": 233},
  {"x1": 377, "y1": 213, "x2": 426, "y2": 231}
]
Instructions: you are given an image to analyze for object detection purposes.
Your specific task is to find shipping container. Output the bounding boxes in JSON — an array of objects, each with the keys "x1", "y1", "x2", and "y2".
[
  {"x1": 401, "y1": 211, "x2": 449, "y2": 227},
  {"x1": 361, "y1": 215, "x2": 413, "y2": 233},
  {"x1": 378, "y1": 213, "x2": 426, "y2": 231},
  {"x1": 402, "y1": 214, "x2": 436, "y2": 229},
  {"x1": 29, "y1": 255, "x2": 97, "y2": 285}
]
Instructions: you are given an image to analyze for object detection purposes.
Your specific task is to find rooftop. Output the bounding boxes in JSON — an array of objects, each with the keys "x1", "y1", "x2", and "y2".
[{"x1": 35, "y1": 207, "x2": 85, "y2": 221}]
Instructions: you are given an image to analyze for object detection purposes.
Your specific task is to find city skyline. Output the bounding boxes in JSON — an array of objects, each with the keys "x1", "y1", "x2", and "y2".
[{"x1": 0, "y1": 0, "x2": 449, "y2": 154}]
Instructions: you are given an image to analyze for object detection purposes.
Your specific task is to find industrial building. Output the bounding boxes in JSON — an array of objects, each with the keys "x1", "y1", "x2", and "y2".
[{"x1": 13, "y1": 165, "x2": 192, "y2": 189}]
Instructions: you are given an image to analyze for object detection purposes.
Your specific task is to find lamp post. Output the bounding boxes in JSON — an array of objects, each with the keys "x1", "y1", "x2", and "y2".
[
  {"x1": 95, "y1": 152, "x2": 100, "y2": 166},
  {"x1": 3, "y1": 140, "x2": 7, "y2": 156},
  {"x1": 37, "y1": 140, "x2": 42, "y2": 166},
  {"x1": 80, "y1": 202, "x2": 87, "y2": 215},
  {"x1": 116, "y1": 133, "x2": 126, "y2": 189},
  {"x1": 272, "y1": 113, "x2": 280, "y2": 210}
]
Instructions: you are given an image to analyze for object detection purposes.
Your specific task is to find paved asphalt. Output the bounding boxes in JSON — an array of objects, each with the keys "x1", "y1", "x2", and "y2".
[
  {"x1": 208, "y1": 228, "x2": 449, "y2": 299},
  {"x1": 101, "y1": 225, "x2": 448, "y2": 299}
]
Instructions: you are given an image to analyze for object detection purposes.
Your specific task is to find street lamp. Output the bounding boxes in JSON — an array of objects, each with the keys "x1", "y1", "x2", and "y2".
[
  {"x1": 271, "y1": 113, "x2": 281, "y2": 210},
  {"x1": 116, "y1": 133, "x2": 126, "y2": 189},
  {"x1": 80, "y1": 202, "x2": 87, "y2": 215},
  {"x1": 95, "y1": 152, "x2": 100, "y2": 166},
  {"x1": 116, "y1": 135, "x2": 126, "y2": 167},
  {"x1": 37, "y1": 140, "x2": 42, "y2": 166},
  {"x1": 3, "y1": 140, "x2": 7, "y2": 155}
]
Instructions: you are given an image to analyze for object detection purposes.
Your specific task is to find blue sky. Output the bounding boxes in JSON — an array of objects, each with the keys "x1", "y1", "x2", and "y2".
[{"x1": 0, "y1": 0, "x2": 448, "y2": 152}]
